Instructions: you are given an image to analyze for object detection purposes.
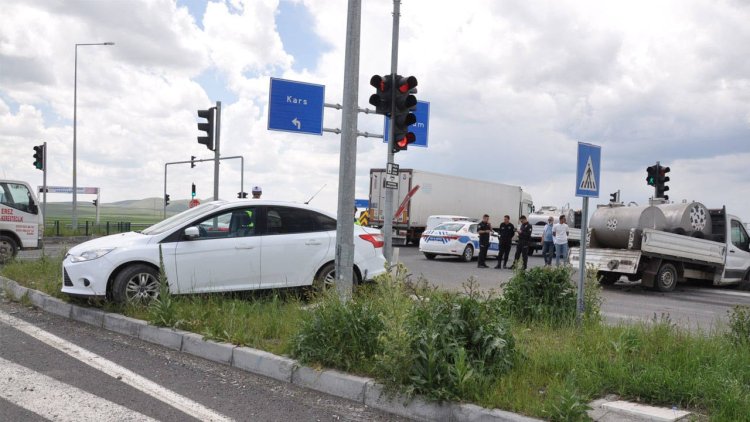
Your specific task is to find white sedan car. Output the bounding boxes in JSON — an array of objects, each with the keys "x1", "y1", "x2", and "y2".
[
  {"x1": 62, "y1": 200, "x2": 386, "y2": 303},
  {"x1": 419, "y1": 221, "x2": 500, "y2": 262}
]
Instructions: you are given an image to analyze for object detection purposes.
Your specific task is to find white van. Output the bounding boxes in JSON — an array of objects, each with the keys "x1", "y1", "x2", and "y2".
[
  {"x1": 425, "y1": 215, "x2": 473, "y2": 231},
  {"x1": 0, "y1": 180, "x2": 43, "y2": 262}
]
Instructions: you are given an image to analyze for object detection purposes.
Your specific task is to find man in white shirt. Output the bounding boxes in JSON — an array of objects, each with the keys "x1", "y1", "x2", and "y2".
[{"x1": 552, "y1": 215, "x2": 570, "y2": 266}]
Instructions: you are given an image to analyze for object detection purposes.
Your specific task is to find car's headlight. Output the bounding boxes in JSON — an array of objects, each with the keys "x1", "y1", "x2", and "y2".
[{"x1": 69, "y1": 248, "x2": 115, "y2": 262}]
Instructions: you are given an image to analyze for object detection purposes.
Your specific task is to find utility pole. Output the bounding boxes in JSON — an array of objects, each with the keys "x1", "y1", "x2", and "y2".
[
  {"x1": 382, "y1": 0, "x2": 401, "y2": 264},
  {"x1": 333, "y1": 0, "x2": 362, "y2": 301},
  {"x1": 214, "y1": 101, "x2": 221, "y2": 201}
]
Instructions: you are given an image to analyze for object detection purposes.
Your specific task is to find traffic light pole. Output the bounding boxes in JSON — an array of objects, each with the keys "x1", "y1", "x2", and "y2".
[
  {"x1": 213, "y1": 101, "x2": 221, "y2": 201},
  {"x1": 382, "y1": 0, "x2": 401, "y2": 264},
  {"x1": 333, "y1": 0, "x2": 362, "y2": 302},
  {"x1": 41, "y1": 142, "x2": 47, "y2": 229}
]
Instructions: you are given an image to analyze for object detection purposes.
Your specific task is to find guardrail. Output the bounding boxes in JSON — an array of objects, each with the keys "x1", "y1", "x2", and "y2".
[{"x1": 44, "y1": 221, "x2": 152, "y2": 237}]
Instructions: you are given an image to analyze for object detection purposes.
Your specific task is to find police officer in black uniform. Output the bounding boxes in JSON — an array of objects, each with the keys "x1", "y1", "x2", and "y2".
[
  {"x1": 513, "y1": 215, "x2": 532, "y2": 270},
  {"x1": 495, "y1": 215, "x2": 515, "y2": 269},
  {"x1": 477, "y1": 214, "x2": 492, "y2": 268}
]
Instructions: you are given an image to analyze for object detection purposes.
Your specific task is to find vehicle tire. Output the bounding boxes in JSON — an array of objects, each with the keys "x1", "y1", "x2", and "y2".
[
  {"x1": 312, "y1": 263, "x2": 362, "y2": 293},
  {"x1": 600, "y1": 273, "x2": 620, "y2": 285},
  {"x1": 112, "y1": 264, "x2": 161, "y2": 304},
  {"x1": 655, "y1": 262, "x2": 678, "y2": 292},
  {"x1": 424, "y1": 253, "x2": 437, "y2": 260},
  {"x1": 460, "y1": 245, "x2": 474, "y2": 262},
  {"x1": 0, "y1": 235, "x2": 19, "y2": 264}
]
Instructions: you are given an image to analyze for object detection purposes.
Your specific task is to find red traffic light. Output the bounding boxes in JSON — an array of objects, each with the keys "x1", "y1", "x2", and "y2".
[{"x1": 396, "y1": 75, "x2": 417, "y2": 94}]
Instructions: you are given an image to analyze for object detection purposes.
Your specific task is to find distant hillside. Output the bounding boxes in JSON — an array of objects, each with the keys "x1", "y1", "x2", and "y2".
[{"x1": 40, "y1": 197, "x2": 215, "y2": 223}]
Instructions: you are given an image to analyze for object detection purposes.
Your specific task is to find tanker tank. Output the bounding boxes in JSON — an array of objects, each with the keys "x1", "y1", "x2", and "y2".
[
  {"x1": 589, "y1": 205, "x2": 667, "y2": 249},
  {"x1": 656, "y1": 202, "x2": 712, "y2": 238}
]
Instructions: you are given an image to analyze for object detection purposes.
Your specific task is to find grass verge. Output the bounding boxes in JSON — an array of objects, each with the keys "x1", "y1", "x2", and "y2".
[{"x1": 2, "y1": 258, "x2": 750, "y2": 420}]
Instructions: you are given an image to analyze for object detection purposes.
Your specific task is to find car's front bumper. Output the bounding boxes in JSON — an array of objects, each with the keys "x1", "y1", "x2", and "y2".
[{"x1": 61, "y1": 256, "x2": 112, "y2": 297}]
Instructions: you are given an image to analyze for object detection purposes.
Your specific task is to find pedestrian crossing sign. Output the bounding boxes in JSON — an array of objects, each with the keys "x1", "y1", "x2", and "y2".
[{"x1": 575, "y1": 142, "x2": 601, "y2": 198}]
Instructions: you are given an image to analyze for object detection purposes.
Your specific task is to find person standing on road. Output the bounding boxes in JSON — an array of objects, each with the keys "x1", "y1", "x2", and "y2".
[
  {"x1": 541, "y1": 216, "x2": 555, "y2": 266},
  {"x1": 477, "y1": 214, "x2": 492, "y2": 268},
  {"x1": 553, "y1": 215, "x2": 570, "y2": 266},
  {"x1": 513, "y1": 215, "x2": 532, "y2": 270},
  {"x1": 495, "y1": 215, "x2": 515, "y2": 269}
]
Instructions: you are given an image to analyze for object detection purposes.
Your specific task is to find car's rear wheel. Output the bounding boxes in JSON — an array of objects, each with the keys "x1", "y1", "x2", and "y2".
[
  {"x1": 460, "y1": 245, "x2": 474, "y2": 262},
  {"x1": 313, "y1": 262, "x2": 362, "y2": 293},
  {"x1": 0, "y1": 235, "x2": 19, "y2": 264},
  {"x1": 424, "y1": 253, "x2": 436, "y2": 260},
  {"x1": 112, "y1": 264, "x2": 161, "y2": 304}
]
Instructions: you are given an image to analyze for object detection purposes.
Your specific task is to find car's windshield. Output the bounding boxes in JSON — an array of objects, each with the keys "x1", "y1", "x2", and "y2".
[
  {"x1": 141, "y1": 202, "x2": 225, "y2": 235},
  {"x1": 433, "y1": 223, "x2": 465, "y2": 232}
]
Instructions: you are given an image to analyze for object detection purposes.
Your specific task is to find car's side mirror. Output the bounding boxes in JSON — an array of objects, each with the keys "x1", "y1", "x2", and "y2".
[
  {"x1": 184, "y1": 226, "x2": 200, "y2": 239},
  {"x1": 28, "y1": 203, "x2": 39, "y2": 215}
]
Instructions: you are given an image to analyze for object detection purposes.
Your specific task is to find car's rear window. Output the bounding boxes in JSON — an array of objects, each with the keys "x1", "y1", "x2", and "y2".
[{"x1": 433, "y1": 223, "x2": 465, "y2": 232}]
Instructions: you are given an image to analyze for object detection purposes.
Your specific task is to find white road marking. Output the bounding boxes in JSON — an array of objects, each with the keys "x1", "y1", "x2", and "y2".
[
  {"x1": 0, "y1": 310, "x2": 233, "y2": 422},
  {"x1": 0, "y1": 357, "x2": 158, "y2": 422}
]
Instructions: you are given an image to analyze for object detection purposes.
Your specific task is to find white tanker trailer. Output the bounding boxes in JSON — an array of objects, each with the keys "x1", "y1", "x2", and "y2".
[{"x1": 569, "y1": 202, "x2": 750, "y2": 291}]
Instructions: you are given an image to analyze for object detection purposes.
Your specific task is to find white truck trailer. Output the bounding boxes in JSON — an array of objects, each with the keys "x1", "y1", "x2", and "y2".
[
  {"x1": 368, "y1": 169, "x2": 534, "y2": 245},
  {"x1": 0, "y1": 179, "x2": 44, "y2": 262},
  {"x1": 570, "y1": 201, "x2": 750, "y2": 291}
]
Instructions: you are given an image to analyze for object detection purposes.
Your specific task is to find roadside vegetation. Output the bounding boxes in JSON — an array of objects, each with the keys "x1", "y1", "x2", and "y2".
[{"x1": 3, "y1": 257, "x2": 750, "y2": 421}]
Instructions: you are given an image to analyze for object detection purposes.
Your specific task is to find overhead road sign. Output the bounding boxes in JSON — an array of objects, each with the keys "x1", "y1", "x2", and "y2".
[
  {"x1": 575, "y1": 142, "x2": 601, "y2": 198},
  {"x1": 268, "y1": 78, "x2": 325, "y2": 136},
  {"x1": 384, "y1": 100, "x2": 430, "y2": 147},
  {"x1": 354, "y1": 199, "x2": 369, "y2": 209}
]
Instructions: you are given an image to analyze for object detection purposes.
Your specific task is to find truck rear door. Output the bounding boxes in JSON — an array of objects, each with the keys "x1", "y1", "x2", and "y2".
[{"x1": 724, "y1": 218, "x2": 750, "y2": 282}]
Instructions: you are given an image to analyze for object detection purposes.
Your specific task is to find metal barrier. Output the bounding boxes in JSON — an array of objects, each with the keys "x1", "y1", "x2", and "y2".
[{"x1": 44, "y1": 221, "x2": 151, "y2": 237}]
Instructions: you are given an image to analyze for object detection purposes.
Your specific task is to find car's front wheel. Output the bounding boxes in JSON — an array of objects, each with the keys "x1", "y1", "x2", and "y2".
[
  {"x1": 460, "y1": 245, "x2": 474, "y2": 262},
  {"x1": 423, "y1": 253, "x2": 436, "y2": 260},
  {"x1": 112, "y1": 264, "x2": 161, "y2": 304}
]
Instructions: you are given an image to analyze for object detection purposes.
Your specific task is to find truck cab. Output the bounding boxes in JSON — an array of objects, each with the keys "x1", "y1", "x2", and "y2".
[{"x1": 0, "y1": 180, "x2": 43, "y2": 262}]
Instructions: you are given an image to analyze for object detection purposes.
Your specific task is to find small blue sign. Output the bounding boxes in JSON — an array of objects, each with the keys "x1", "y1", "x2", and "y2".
[
  {"x1": 268, "y1": 78, "x2": 325, "y2": 135},
  {"x1": 383, "y1": 100, "x2": 430, "y2": 147},
  {"x1": 575, "y1": 142, "x2": 601, "y2": 198},
  {"x1": 354, "y1": 199, "x2": 369, "y2": 209}
]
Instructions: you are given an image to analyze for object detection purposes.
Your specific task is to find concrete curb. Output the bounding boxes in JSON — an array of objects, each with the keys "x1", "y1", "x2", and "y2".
[{"x1": 0, "y1": 280, "x2": 544, "y2": 422}]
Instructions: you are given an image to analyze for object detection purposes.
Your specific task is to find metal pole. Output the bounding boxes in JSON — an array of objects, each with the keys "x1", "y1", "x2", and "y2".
[
  {"x1": 42, "y1": 142, "x2": 47, "y2": 228},
  {"x1": 576, "y1": 196, "x2": 589, "y2": 326},
  {"x1": 240, "y1": 156, "x2": 244, "y2": 196},
  {"x1": 213, "y1": 101, "x2": 221, "y2": 201},
  {"x1": 163, "y1": 163, "x2": 168, "y2": 219},
  {"x1": 334, "y1": 0, "x2": 362, "y2": 301},
  {"x1": 95, "y1": 189, "x2": 100, "y2": 224},
  {"x1": 382, "y1": 0, "x2": 401, "y2": 264},
  {"x1": 72, "y1": 45, "x2": 78, "y2": 231}
]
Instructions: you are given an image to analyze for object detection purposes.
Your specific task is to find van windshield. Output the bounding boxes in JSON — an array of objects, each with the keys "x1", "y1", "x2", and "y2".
[{"x1": 141, "y1": 202, "x2": 225, "y2": 235}]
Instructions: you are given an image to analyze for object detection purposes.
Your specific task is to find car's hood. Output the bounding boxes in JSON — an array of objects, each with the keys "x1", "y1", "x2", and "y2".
[{"x1": 68, "y1": 231, "x2": 150, "y2": 255}]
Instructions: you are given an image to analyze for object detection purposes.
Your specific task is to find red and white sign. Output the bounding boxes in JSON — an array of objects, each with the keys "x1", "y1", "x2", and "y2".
[{"x1": 189, "y1": 199, "x2": 200, "y2": 208}]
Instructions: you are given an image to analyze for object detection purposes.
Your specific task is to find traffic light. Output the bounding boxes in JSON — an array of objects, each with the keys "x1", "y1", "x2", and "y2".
[
  {"x1": 92, "y1": 199, "x2": 98, "y2": 207},
  {"x1": 164, "y1": 194, "x2": 170, "y2": 206},
  {"x1": 197, "y1": 108, "x2": 215, "y2": 151},
  {"x1": 656, "y1": 166, "x2": 670, "y2": 200},
  {"x1": 392, "y1": 75, "x2": 418, "y2": 153},
  {"x1": 646, "y1": 165, "x2": 657, "y2": 186},
  {"x1": 33, "y1": 144, "x2": 45, "y2": 170},
  {"x1": 237, "y1": 191, "x2": 248, "y2": 199},
  {"x1": 191, "y1": 183, "x2": 196, "y2": 198},
  {"x1": 190, "y1": 155, "x2": 196, "y2": 168},
  {"x1": 368, "y1": 74, "x2": 392, "y2": 115}
]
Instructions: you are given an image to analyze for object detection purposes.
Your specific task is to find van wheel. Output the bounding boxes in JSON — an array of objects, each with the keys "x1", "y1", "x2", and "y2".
[
  {"x1": 424, "y1": 253, "x2": 437, "y2": 260},
  {"x1": 655, "y1": 262, "x2": 678, "y2": 292},
  {"x1": 600, "y1": 273, "x2": 619, "y2": 285},
  {"x1": 112, "y1": 264, "x2": 161, "y2": 304},
  {"x1": 0, "y1": 235, "x2": 19, "y2": 264},
  {"x1": 460, "y1": 245, "x2": 474, "y2": 262}
]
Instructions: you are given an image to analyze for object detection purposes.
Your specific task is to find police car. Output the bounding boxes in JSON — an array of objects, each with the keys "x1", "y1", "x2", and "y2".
[{"x1": 419, "y1": 221, "x2": 500, "y2": 262}]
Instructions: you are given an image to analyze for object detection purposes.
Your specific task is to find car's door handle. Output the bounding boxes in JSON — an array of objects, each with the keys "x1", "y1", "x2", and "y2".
[
  {"x1": 305, "y1": 240, "x2": 322, "y2": 246},
  {"x1": 235, "y1": 244, "x2": 255, "y2": 249}
]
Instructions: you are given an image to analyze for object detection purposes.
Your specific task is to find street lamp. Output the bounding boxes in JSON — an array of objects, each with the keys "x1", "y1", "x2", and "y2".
[{"x1": 73, "y1": 42, "x2": 114, "y2": 230}]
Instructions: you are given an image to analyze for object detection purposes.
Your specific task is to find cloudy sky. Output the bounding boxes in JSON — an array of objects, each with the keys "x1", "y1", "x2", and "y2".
[{"x1": 1, "y1": 0, "x2": 749, "y2": 220}]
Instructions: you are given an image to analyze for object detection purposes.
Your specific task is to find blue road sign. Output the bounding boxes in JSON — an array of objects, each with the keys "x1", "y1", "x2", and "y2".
[
  {"x1": 575, "y1": 142, "x2": 601, "y2": 198},
  {"x1": 268, "y1": 78, "x2": 325, "y2": 135},
  {"x1": 354, "y1": 199, "x2": 369, "y2": 209},
  {"x1": 383, "y1": 100, "x2": 430, "y2": 147}
]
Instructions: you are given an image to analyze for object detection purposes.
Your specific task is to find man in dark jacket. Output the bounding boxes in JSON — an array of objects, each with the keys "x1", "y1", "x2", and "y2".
[
  {"x1": 495, "y1": 215, "x2": 515, "y2": 269},
  {"x1": 477, "y1": 214, "x2": 492, "y2": 268},
  {"x1": 513, "y1": 215, "x2": 532, "y2": 270}
]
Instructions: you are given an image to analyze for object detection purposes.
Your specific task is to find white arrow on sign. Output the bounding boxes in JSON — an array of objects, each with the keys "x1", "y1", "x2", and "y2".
[{"x1": 291, "y1": 118, "x2": 301, "y2": 130}]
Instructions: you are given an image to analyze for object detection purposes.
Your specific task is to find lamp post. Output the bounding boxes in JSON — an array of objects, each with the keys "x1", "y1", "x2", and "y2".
[{"x1": 73, "y1": 42, "x2": 114, "y2": 231}]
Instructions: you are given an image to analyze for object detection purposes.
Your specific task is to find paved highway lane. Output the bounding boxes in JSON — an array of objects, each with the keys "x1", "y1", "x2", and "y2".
[
  {"x1": 395, "y1": 245, "x2": 750, "y2": 330},
  {"x1": 0, "y1": 294, "x2": 406, "y2": 422}
]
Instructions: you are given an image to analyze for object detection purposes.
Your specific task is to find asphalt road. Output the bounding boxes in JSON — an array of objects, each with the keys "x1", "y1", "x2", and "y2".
[
  {"x1": 0, "y1": 294, "x2": 406, "y2": 422},
  {"x1": 396, "y1": 245, "x2": 750, "y2": 331}
]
